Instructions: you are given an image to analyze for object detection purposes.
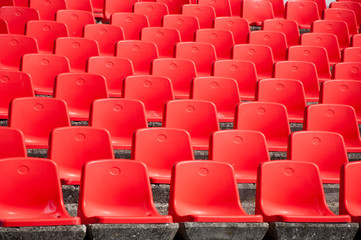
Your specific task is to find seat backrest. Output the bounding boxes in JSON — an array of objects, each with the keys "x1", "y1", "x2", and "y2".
[
  {"x1": 87, "y1": 56, "x2": 133, "y2": 98},
  {"x1": 48, "y1": 127, "x2": 114, "y2": 185},
  {"x1": 0, "y1": 70, "x2": 34, "y2": 119},
  {"x1": 343, "y1": 47, "x2": 361, "y2": 62},
  {"x1": 242, "y1": 0, "x2": 274, "y2": 26},
  {"x1": 182, "y1": 4, "x2": 216, "y2": 28},
  {"x1": 266, "y1": 0, "x2": 285, "y2": 18},
  {"x1": 163, "y1": 14, "x2": 200, "y2": 42},
  {"x1": 134, "y1": 2, "x2": 169, "y2": 27},
  {"x1": 333, "y1": 62, "x2": 361, "y2": 80},
  {"x1": 65, "y1": 0, "x2": 93, "y2": 12},
  {"x1": 0, "y1": 128, "x2": 27, "y2": 158},
  {"x1": 84, "y1": 24, "x2": 124, "y2": 56},
  {"x1": 262, "y1": 19, "x2": 299, "y2": 46},
  {"x1": 55, "y1": 37, "x2": 99, "y2": 72},
  {"x1": 312, "y1": 20, "x2": 350, "y2": 49},
  {"x1": 195, "y1": 29, "x2": 235, "y2": 59},
  {"x1": 288, "y1": 131, "x2": 348, "y2": 183},
  {"x1": 353, "y1": 34, "x2": 361, "y2": 47},
  {"x1": 213, "y1": 59, "x2": 257, "y2": 100},
  {"x1": 158, "y1": 0, "x2": 190, "y2": 14},
  {"x1": 0, "y1": 6, "x2": 39, "y2": 34},
  {"x1": 214, "y1": 17, "x2": 249, "y2": 44},
  {"x1": 30, "y1": 0, "x2": 66, "y2": 20},
  {"x1": 104, "y1": 0, "x2": 138, "y2": 20},
  {"x1": 111, "y1": 12, "x2": 149, "y2": 40},
  {"x1": 56, "y1": 9, "x2": 95, "y2": 37},
  {"x1": 324, "y1": 8, "x2": 358, "y2": 35},
  {"x1": 0, "y1": 19, "x2": 9, "y2": 34},
  {"x1": 331, "y1": 1, "x2": 361, "y2": 26},
  {"x1": 285, "y1": 0, "x2": 320, "y2": 29},
  {"x1": 90, "y1": 0, "x2": 104, "y2": 16},
  {"x1": 198, "y1": 0, "x2": 232, "y2": 16}
]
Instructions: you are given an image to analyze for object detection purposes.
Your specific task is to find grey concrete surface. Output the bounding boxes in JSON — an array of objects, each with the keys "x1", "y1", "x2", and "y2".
[{"x1": 62, "y1": 185, "x2": 80, "y2": 204}]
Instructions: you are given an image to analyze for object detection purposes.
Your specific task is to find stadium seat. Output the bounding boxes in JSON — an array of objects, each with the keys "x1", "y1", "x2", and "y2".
[
  {"x1": 352, "y1": 34, "x2": 361, "y2": 46},
  {"x1": 103, "y1": 0, "x2": 138, "y2": 20},
  {"x1": 48, "y1": 127, "x2": 114, "y2": 185},
  {"x1": 324, "y1": 8, "x2": 358, "y2": 35},
  {"x1": 330, "y1": 1, "x2": 361, "y2": 26},
  {"x1": 343, "y1": 47, "x2": 361, "y2": 62},
  {"x1": 0, "y1": 158, "x2": 80, "y2": 226},
  {"x1": 321, "y1": 80, "x2": 361, "y2": 123},
  {"x1": 255, "y1": 161, "x2": 351, "y2": 222},
  {"x1": 29, "y1": 0, "x2": 66, "y2": 20},
  {"x1": 111, "y1": 12, "x2": 149, "y2": 40},
  {"x1": 312, "y1": 20, "x2": 351, "y2": 49},
  {"x1": 176, "y1": 42, "x2": 216, "y2": 76},
  {"x1": 288, "y1": 131, "x2": 348, "y2": 183},
  {"x1": 242, "y1": 0, "x2": 274, "y2": 26},
  {"x1": 234, "y1": 102, "x2": 290, "y2": 151},
  {"x1": 123, "y1": 75, "x2": 174, "y2": 122},
  {"x1": 288, "y1": 45, "x2": 331, "y2": 82},
  {"x1": 0, "y1": 70, "x2": 34, "y2": 119},
  {"x1": 0, "y1": 6, "x2": 39, "y2": 34},
  {"x1": 158, "y1": 0, "x2": 190, "y2": 14},
  {"x1": 233, "y1": 44, "x2": 274, "y2": 79},
  {"x1": 89, "y1": 99, "x2": 147, "y2": 150},
  {"x1": 8, "y1": 97, "x2": 70, "y2": 148},
  {"x1": 87, "y1": 56, "x2": 133, "y2": 98},
  {"x1": 83, "y1": 24, "x2": 124, "y2": 56},
  {"x1": 214, "y1": 17, "x2": 249, "y2": 44},
  {"x1": 0, "y1": 0, "x2": 14, "y2": 7},
  {"x1": 131, "y1": 128, "x2": 194, "y2": 183},
  {"x1": 198, "y1": 0, "x2": 232, "y2": 16},
  {"x1": 267, "y1": 0, "x2": 285, "y2": 18},
  {"x1": 333, "y1": 62, "x2": 361, "y2": 80},
  {"x1": 26, "y1": 20, "x2": 69, "y2": 54},
  {"x1": 141, "y1": 27, "x2": 181, "y2": 58},
  {"x1": 169, "y1": 161, "x2": 263, "y2": 222},
  {"x1": 0, "y1": 34, "x2": 38, "y2": 70},
  {"x1": 195, "y1": 29, "x2": 235, "y2": 59},
  {"x1": 257, "y1": 79, "x2": 306, "y2": 123},
  {"x1": 304, "y1": 104, "x2": 361, "y2": 152},
  {"x1": 78, "y1": 160, "x2": 173, "y2": 224},
  {"x1": 163, "y1": 14, "x2": 199, "y2": 42},
  {"x1": 182, "y1": 4, "x2": 216, "y2": 29},
  {"x1": 213, "y1": 60, "x2": 258, "y2": 100},
  {"x1": 0, "y1": 128, "x2": 27, "y2": 158},
  {"x1": 65, "y1": 0, "x2": 93, "y2": 12},
  {"x1": 0, "y1": 19, "x2": 9, "y2": 33},
  {"x1": 301, "y1": 33, "x2": 341, "y2": 65},
  {"x1": 274, "y1": 61, "x2": 320, "y2": 102},
  {"x1": 285, "y1": 0, "x2": 320, "y2": 29},
  {"x1": 54, "y1": 73, "x2": 108, "y2": 121},
  {"x1": 90, "y1": 0, "x2": 104, "y2": 18},
  {"x1": 262, "y1": 19, "x2": 300, "y2": 46},
  {"x1": 116, "y1": 40, "x2": 158, "y2": 75},
  {"x1": 134, "y1": 2, "x2": 169, "y2": 27},
  {"x1": 56, "y1": 9, "x2": 95, "y2": 37},
  {"x1": 209, "y1": 130, "x2": 270, "y2": 183},
  {"x1": 249, "y1": 30, "x2": 288, "y2": 61},
  {"x1": 21, "y1": 54, "x2": 70, "y2": 95},
  {"x1": 191, "y1": 76, "x2": 241, "y2": 122},
  {"x1": 310, "y1": 0, "x2": 327, "y2": 15},
  {"x1": 152, "y1": 58, "x2": 196, "y2": 99},
  {"x1": 163, "y1": 100, "x2": 219, "y2": 150},
  {"x1": 55, "y1": 37, "x2": 99, "y2": 72}
]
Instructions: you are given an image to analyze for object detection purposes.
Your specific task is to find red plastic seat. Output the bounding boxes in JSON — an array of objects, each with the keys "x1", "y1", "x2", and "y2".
[
  {"x1": 331, "y1": 1, "x2": 361, "y2": 26},
  {"x1": 111, "y1": 13, "x2": 149, "y2": 40},
  {"x1": 209, "y1": 130, "x2": 270, "y2": 183},
  {"x1": 131, "y1": 128, "x2": 194, "y2": 183},
  {"x1": 333, "y1": 62, "x2": 361, "y2": 80},
  {"x1": 65, "y1": 0, "x2": 93, "y2": 12},
  {"x1": 312, "y1": 20, "x2": 351, "y2": 49},
  {"x1": 0, "y1": 19, "x2": 9, "y2": 33},
  {"x1": 163, "y1": 15, "x2": 200, "y2": 42},
  {"x1": 289, "y1": 131, "x2": 348, "y2": 183},
  {"x1": 89, "y1": 99, "x2": 147, "y2": 150},
  {"x1": 213, "y1": 60, "x2": 258, "y2": 100},
  {"x1": 78, "y1": 160, "x2": 172, "y2": 224},
  {"x1": 234, "y1": 102, "x2": 290, "y2": 151},
  {"x1": 8, "y1": 97, "x2": 70, "y2": 148},
  {"x1": 29, "y1": 0, "x2": 66, "y2": 20},
  {"x1": 84, "y1": 24, "x2": 124, "y2": 56},
  {"x1": 0, "y1": 34, "x2": 38, "y2": 70},
  {"x1": 304, "y1": 104, "x2": 361, "y2": 152},
  {"x1": 90, "y1": 0, "x2": 104, "y2": 18},
  {"x1": 87, "y1": 56, "x2": 133, "y2": 98},
  {"x1": 0, "y1": 128, "x2": 27, "y2": 158},
  {"x1": 48, "y1": 127, "x2": 114, "y2": 185},
  {"x1": 141, "y1": 27, "x2": 181, "y2": 58},
  {"x1": 21, "y1": 54, "x2": 70, "y2": 95},
  {"x1": 176, "y1": 42, "x2": 216, "y2": 76},
  {"x1": 182, "y1": 4, "x2": 216, "y2": 29},
  {"x1": 163, "y1": 100, "x2": 220, "y2": 150},
  {"x1": 352, "y1": 34, "x2": 361, "y2": 47},
  {"x1": 169, "y1": 161, "x2": 263, "y2": 222},
  {"x1": 274, "y1": 61, "x2": 320, "y2": 102},
  {"x1": 262, "y1": 19, "x2": 300, "y2": 46},
  {"x1": 285, "y1": 0, "x2": 320, "y2": 29},
  {"x1": 0, "y1": 0, "x2": 14, "y2": 7},
  {"x1": 152, "y1": 58, "x2": 196, "y2": 99},
  {"x1": 288, "y1": 45, "x2": 331, "y2": 82},
  {"x1": 0, "y1": 6, "x2": 39, "y2": 34},
  {"x1": 54, "y1": 73, "x2": 108, "y2": 121},
  {"x1": 26, "y1": 20, "x2": 68, "y2": 54},
  {"x1": 55, "y1": 37, "x2": 99, "y2": 72},
  {"x1": 158, "y1": 0, "x2": 190, "y2": 14},
  {"x1": 249, "y1": 30, "x2": 288, "y2": 61},
  {"x1": 233, "y1": 44, "x2": 274, "y2": 79},
  {"x1": 195, "y1": 29, "x2": 235, "y2": 59},
  {"x1": 103, "y1": 0, "x2": 138, "y2": 20},
  {"x1": 134, "y1": 2, "x2": 168, "y2": 27},
  {"x1": 214, "y1": 17, "x2": 249, "y2": 44},
  {"x1": 324, "y1": 8, "x2": 358, "y2": 35},
  {"x1": 340, "y1": 162, "x2": 361, "y2": 222},
  {"x1": 257, "y1": 79, "x2": 306, "y2": 123},
  {"x1": 191, "y1": 76, "x2": 241, "y2": 122},
  {"x1": 301, "y1": 33, "x2": 341, "y2": 65},
  {"x1": 198, "y1": 0, "x2": 232, "y2": 16},
  {"x1": 242, "y1": 0, "x2": 274, "y2": 26},
  {"x1": 0, "y1": 70, "x2": 34, "y2": 119},
  {"x1": 116, "y1": 40, "x2": 158, "y2": 75},
  {"x1": 56, "y1": 10, "x2": 95, "y2": 37},
  {"x1": 343, "y1": 47, "x2": 361, "y2": 62},
  {"x1": 255, "y1": 161, "x2": 351, "y2": 222},
  {"x1": 266, "y1": 0, "x2": 285, "y2": 18},
  {"x1": 0, "y1": 158, "x2": 80, "y2": 226}
]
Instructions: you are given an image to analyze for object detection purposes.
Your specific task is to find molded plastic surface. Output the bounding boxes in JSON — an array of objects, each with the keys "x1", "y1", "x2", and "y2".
[
  {"x1": 158, "y1": 0, "x2": 190, "y2": 14},
  {"x1": 111, "y1": 12, "x2": 149, "y2": 40},
  {"x1": 331, "y1": 1, "x2": 361, "y2": 26},
  {"x1": 0, "y1": 128, "x2": 27, "y2": 158},
  {"x1": 262, "y1": 19, "x2": 300, "y2": 46},
  {"x1": 333, "y1": 62, "x2": 361, "y2": 80},
  {"x1": 198, "y1": 0, "x2": 232, "y2": 16},
  {"x1": 312, "y1": 20, "x2": 350, "y2": 49},
  {"x1": 163, "y1": 15, "x2": 199, "y2": 42},
  {"x1": 285, "y1": 1, "x2": 320, "y2": 29},
  {"x1": 56, "y1": 10, "x2": 95, "y2": 37},
  {"x1": 0, "y1": 6, "x2": 39, "y2": 34},
  {"x1": 134, "y1": 2, "x2": 168, "y2": 27},
  {"x1": 0, "y1": 19, "x2": 9, "y2": 34},
  {"x1": 30, "y1": 0, "x2": 66, "y2": 20},
  {"x1": 343, "y1": 47, "x2": 361, "y2": 62},
  {"x1": 242, "y1": 0, "x2": 274, "y2": 26},
  {"x1": 65, "y1": 0, "x2": 93, "y2": 12},
  {"x1": 324, "y1": 8, "x2": 358, "y2": 35},
  {"x1": 195, "y1": 29, "x2": 235, "y2": 59},
  {"x1": 182, "y1": 4, "x2": 216, "y2": 28},
  {"x1": 214, "y1": 17, "x2": 249, "y2": 44},
  {"x1": 104, "y1": 0, "x2": 138, "y2": 20}
]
